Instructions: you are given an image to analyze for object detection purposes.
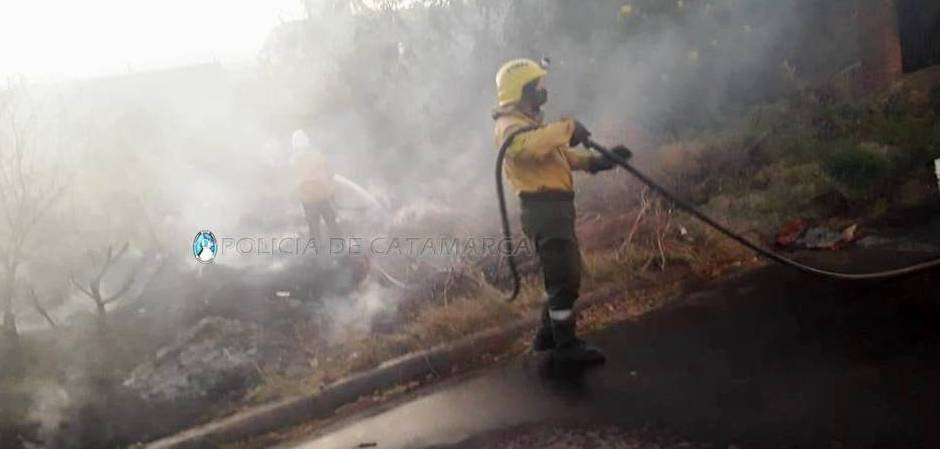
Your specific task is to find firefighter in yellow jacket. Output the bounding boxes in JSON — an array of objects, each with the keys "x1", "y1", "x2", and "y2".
[
  {"x1": 292, "y1": 129, "x2": 339, "y2": 239},
  {"x1": 493, "y1": 59, "x2": 631, "y2": 365}
]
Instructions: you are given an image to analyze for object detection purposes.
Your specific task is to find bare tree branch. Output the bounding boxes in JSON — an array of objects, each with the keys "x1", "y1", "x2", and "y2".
[
  {"x1": 0, "y1": 81, "x2": 67, "y2": 337},
  {"x1": 114, "y1": 242, "x2": 130, "y2": 261},
  {"x1": 69, "y1": 275, "x2": 94, "y2": 299},
  {"x1": 26, "y1": 285, "x2": 56, "y2": 329},
  {"x1": 72, "y1": 243, "x2": 137, "y2": 316}
]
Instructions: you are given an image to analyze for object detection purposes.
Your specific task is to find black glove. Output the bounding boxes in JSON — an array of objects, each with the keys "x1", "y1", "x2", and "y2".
[
  {"x1": 587, "y1": 145, "x2": 632, "y2": 174},
  {"x1": 569, "y1": 121, "x2": 591, "y2": 147},
  {"x1": 611, "y1": 145, "x2": 633, "y2": 161},
  {"x1": 588, "y1": 156, "x2": 615, "y2": 174}
]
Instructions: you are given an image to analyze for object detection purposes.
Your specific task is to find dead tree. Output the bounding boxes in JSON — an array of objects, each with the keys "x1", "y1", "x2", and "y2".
[
  {"x1": 0, "y1": 80, "x2": 66, "y2": 341},
  {"x1": 70, "y1": 243, "x2": 137, "y2": 325},
  {"x1": 26, "y1": 285, "x2": 56, "y2": 329}
]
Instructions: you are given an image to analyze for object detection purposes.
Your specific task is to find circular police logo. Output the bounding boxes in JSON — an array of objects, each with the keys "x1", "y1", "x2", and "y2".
[{"x1": 193, "y1": 230, "x2": 218, "y2": 263}]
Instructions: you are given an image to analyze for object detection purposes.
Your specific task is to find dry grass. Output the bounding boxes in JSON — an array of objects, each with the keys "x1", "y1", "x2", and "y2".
[
  {"x1": 245, "y1": 230, "x2": 753, "y2": 408},
  {"x1": 226, "y1": 240, "x2": 756, "y2": 449},
  {"x1": 403, "y1": 295, "x2": 518, "y2": 344},
  {"x1": 227, "y1": 170, "x2": 772, "y2": 449},
  {"x1": 243, "y1": 278, "x2": 541, "y2": 403},
  {"x1": 240, "y1": 145, "x2": 775, "y2": 424}
]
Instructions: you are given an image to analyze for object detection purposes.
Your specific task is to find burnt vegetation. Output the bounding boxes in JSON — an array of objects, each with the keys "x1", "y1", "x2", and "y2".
[{"x1": 1, "y1": 1, "x2": 939, "y2": 448}]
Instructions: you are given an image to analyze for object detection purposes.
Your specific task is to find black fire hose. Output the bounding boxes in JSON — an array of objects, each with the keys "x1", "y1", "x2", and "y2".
[
  {"x1": 583, "y1": 138, "x2": 940, "y2": 281},
  {"x1": 495, "y1": 125, "x2": 538, "y2": 301},
  {"x1": 495, "y1": 134, "x2": 940, "y2": 302}
]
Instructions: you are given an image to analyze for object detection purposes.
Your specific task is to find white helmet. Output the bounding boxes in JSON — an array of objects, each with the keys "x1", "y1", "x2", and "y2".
[{"x1": 291, "y1": 129, "x2": 311, "y2": 151}]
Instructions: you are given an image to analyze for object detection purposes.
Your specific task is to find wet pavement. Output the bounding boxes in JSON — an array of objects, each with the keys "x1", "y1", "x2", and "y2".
[{"x1": 285, "y1": 246, "x2": 940, "y2": 449}]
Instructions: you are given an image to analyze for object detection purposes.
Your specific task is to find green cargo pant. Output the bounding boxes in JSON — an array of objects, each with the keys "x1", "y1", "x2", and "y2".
[{"x1": 519, "y1": 193, "x2": 581, "y2": 326}]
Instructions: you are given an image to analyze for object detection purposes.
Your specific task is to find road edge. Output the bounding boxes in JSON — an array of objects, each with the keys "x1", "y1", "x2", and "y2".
[
  {"x1": 142, "y1": 315, "x2": 538, "y2": 449},
  {"x1": 140, "y1": 280, "x2": 684, "y2": 449}
]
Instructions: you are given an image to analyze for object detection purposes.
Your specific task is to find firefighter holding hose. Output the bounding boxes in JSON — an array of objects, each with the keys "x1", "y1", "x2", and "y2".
[
  {"x1": 492, "y1": 58, "x2": 631, "y2": 365},
  {"x1": 292, "y1": 129, "x2": 340, "y2": 240}
]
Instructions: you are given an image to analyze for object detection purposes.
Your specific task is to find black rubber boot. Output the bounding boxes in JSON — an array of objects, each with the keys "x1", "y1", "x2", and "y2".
[
  {"x1": 550, "y1": 314, "x2": 606, "y2": 365},
  {"x1": 532, "y1": 326, "x2": 555, "y2": 351},
  {"x1": 532, "y1": 304, "x2": 556, "y2": 351}
]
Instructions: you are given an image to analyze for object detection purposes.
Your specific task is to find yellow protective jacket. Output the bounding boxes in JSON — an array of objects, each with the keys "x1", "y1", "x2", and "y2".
[
  {"x1": 292, "y1": 150, "x2": 336, "y2": 203},
  {"x1": 492, "y1": 107, "x2": 594, "y2": 195}
]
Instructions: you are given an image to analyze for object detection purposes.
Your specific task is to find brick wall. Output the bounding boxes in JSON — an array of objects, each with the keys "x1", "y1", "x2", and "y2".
[{"x1": 856, "y1": 0, "x2": 903, "y2": 92}]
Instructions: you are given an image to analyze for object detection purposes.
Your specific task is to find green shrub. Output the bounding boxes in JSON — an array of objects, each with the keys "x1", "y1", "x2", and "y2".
[
  {"x1": 816, "y1": 102, "x2": 865, "y2": 139},
  {"x1": 882, "y1": 123, "x2": 940, "y2": 178},
  {"x1": 929, "y1": 85, "x2": 940, "y2": 115},
  {"x1": 868, "y1": 114, "x2": 934, "y2": 147},
  {"x1": 767, "y1": 131, "x2": 823, "y2": 163},
  {"x1": 820, "y1": 142, "x2": 889, "y2": 196}
]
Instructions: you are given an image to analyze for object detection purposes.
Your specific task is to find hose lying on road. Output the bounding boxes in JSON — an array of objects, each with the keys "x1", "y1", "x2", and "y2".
[{"x1": 494, "y1": 134, "x2": 940, "y2": 302}]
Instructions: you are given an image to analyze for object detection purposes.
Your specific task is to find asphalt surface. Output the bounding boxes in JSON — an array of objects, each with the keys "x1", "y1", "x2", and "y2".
[{"x1": 285, "y1": 244, "x2": 940, "y2": 449}]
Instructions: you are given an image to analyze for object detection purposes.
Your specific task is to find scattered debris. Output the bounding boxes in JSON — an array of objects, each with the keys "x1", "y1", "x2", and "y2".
[
  {"x1": 842, "y1": 224, "x2": 858, "y2": 242},
  {"x1": 775, "y1": 220, "x2": 859, "y2": 250},
  {"x1": 797, "y1": 227, "x2": 840, "y2": 249},
  {"x1": 796, "y1": 225, "x2": 858, "y2": 250},
  {"x1": 774, "y1": 218, "x2": 807, "y2": 247},
  {"x1": 677, "y1": 225, "x2": 694, "y2": 243}
]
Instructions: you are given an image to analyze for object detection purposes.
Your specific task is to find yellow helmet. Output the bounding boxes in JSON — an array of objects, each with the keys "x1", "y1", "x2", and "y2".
[{"x1": 495, "y1": 58, "x2": 547, "y2": 107}]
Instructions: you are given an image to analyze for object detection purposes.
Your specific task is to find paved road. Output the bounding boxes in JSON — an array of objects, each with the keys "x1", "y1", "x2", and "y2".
[{"x1": 286, "y1": 246, "x2": 940, "y2": 449}]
